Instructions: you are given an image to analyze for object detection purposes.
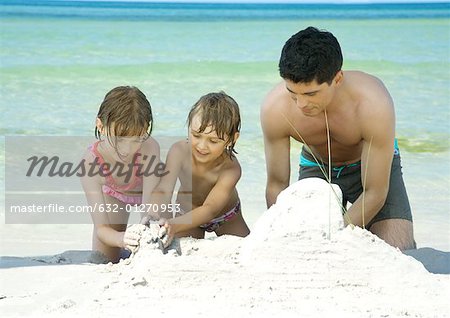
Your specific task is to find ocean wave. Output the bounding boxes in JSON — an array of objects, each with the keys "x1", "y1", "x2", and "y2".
[{"x1": 397, "y1": 136, "x2": 450, "y2": 153}]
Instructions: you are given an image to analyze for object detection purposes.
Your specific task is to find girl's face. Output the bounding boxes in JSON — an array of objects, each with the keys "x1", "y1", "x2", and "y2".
[
  {"x1": 114, "y1": 135, "x2": 148, "y2": 161},
  {"x1": 96, "y1": 118, "x2": 148, "y2": 162},
  {"x1": 189, "y1": 113, "x2": 228, "y2": 164}
]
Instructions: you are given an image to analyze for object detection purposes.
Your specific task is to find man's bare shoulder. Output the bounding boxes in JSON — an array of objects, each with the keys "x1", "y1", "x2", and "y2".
[
  {"x1": 345, "y1": 71, "x2": 395, "y2": 138},
  {"x1": 346, "y1": 71, "x2": 393, "y2": 108},
  {"x1": 261, "y1": 81, "x2": 290, "y2": 114},
  {"x1": 261, "y1": 81, "x2": 292, "y2": 137}
]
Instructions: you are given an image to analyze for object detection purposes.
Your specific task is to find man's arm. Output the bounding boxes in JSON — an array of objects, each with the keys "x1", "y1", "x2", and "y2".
[
  {"x1": 261, "y1": 90, "x2": 291, "y2": 208},
  {"x1": 346, "y1": 81, "x2": 395, "y2": 227}
]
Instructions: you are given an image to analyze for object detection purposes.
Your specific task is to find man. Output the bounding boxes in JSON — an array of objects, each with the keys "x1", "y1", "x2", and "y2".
[{"x1": 261, "y1": 26, "x2": 415, "y2": 250}]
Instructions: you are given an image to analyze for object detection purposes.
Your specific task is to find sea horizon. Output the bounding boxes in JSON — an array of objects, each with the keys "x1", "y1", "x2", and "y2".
[{"x1": 1, "y1": 1, "x2": 449, "y2": 21}]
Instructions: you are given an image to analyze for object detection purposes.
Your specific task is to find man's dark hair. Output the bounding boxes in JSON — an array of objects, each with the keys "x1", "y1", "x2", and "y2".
[{"x1": 279, "y1": 26, "x2": 343, "y2": 85}]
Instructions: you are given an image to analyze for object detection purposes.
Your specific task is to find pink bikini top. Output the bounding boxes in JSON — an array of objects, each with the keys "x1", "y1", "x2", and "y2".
[{"x1": 88, "y1": 141, "x2": 143, "y2": 192}]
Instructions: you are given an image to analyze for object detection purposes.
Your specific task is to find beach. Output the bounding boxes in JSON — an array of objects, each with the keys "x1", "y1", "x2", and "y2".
[
  {"x1": 1, "y1": 1, "x2": 450, "y2": 317},
  {"x1": 1, "y1": 179, "x2": 449, "y2": 317},
  {"x1": 1, "y1": 1, "x2": 449, "y2": 251}
]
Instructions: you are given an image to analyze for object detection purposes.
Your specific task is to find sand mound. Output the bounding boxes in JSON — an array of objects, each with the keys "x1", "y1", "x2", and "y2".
[
  {"x1": 1, "y1": 178, "x2": 448, "y2": 318},
  {"x1": 90, "y1": 178, "x2": 446, "y2": 317}
]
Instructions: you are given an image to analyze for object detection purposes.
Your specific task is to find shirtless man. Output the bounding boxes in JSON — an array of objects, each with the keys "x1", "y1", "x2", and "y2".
[{"x1": 261, "y1": 26, "x2": 415, "y2": 250}]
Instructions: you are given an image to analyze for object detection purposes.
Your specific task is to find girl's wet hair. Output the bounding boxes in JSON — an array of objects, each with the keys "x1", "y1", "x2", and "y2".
[
  {"x1": 95, "y1": 86, "x2": 153, "y2": 147},
  {"x1": 187, "y1": 91, "x2": 241, "y2": 157}
]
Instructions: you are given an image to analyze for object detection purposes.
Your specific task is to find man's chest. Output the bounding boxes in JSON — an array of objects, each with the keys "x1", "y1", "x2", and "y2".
[{"x1": 290, "y1": 116, "x2": 361, "y2": 147}]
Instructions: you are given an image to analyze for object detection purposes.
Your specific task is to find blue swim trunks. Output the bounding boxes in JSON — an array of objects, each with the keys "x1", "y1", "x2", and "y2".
[{"x1": 298, "y1": 139, "x2": 412, "y2": 229}]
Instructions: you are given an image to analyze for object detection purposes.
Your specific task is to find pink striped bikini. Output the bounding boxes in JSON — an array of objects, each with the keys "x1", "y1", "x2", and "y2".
[
  {"x1": 199, "y1": 201, "x2": 241, "y2": 232},
  {"x1": 89, "y1": 141, "x2": 143, "y2": 205}
]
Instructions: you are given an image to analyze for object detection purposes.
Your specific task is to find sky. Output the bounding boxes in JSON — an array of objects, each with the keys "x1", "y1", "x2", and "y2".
[
  {"x1": 75, "y1": 0, "x2": 450, "y2": 3},
  {"x1": 145, "y1": 0, "x2": 448, "y2": 3}
]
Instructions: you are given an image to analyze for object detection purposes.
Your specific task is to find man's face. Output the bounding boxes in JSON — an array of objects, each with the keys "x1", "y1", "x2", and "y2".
[{"x1": 285, "y1": 78, "x2": 334, "y2": 117}]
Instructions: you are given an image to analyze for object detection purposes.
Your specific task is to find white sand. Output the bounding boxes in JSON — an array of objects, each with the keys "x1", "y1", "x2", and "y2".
[{"x1": 1, "y1": 178, "x2": 449, "y2": 318}]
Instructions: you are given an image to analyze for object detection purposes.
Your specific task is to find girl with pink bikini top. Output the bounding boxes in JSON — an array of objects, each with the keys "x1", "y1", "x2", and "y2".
[{"x1": 80, "y1": 86, "x2": 161, "y2": 263}]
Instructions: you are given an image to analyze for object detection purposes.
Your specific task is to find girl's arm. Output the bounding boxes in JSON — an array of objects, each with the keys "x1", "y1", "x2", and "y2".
[
  {"x1": 141, "y1": 140, "x2": 184, "y2": 222},
  {"x1": 166, "y1": 162, "x2": 241, "y2": 236},
  {"x1": 141, "y1": 137, "x2": 163, "y2": 208},
  {"x1": 80, "y1": 152, "x2": 139, "y2": 251}
]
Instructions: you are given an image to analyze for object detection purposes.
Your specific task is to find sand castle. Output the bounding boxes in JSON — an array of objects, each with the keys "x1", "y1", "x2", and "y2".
[{"x1": 1, "y1": 178, "x2": 448, "y2": 317}]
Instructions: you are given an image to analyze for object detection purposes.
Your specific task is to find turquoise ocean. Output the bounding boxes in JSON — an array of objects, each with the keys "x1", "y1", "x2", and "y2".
[{"x1": 1, "y1": 1, "x2": 449, "y2": 253}]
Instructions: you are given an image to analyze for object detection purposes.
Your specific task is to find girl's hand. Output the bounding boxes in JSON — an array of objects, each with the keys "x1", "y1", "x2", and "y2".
[
  {"x1": 140, "y1": 213, "x2": 159, "y2": 226},
  {"x1": 121, "y1": 224, "x2": 146, "y2": 253},
  {"x1": 158, "y1": 219, "x2": 174, "y2": 248}
]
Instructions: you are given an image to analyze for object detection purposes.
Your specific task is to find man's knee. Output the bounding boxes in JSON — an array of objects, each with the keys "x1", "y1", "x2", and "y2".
[{"x1": 369, "y1": 219, "x2": 416, "y2": 251}]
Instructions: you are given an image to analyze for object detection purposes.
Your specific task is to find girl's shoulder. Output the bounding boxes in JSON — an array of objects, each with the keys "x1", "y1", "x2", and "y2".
[
  {"x1": 82, "y1": 142, "x2": 99, "y2": 164},
  {"x1": 213, "y1": 155, "x2": 241, "y2": 186},
  {"x1": 170, "y1": 139, "x2": 190, "y2": 154},
  {"x1": 79, "y1": 145, "x2": 104, "y2": 184},
  {"x1": 220, "y1": 153, "x2": 242, "y2": 175},
  {"x1": 140, "y1": 136, "x2": 161, "y2": 155}
]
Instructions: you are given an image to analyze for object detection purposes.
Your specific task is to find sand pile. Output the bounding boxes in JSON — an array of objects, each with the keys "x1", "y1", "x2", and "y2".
[{"x1": 1, "y1": 178, "x2": 448, "y2": 317}]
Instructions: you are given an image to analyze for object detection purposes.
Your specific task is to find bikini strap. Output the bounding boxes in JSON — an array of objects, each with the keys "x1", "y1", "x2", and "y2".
[
  {"x1": 121, "y1": 152, "x2": 143, "y2": 191},
  {"x1": 88, "y1": 141, "x2": 115, "y2": 186},
  {"x1": 89, "y1": 141, "x2": 143, "y2": 191}
]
